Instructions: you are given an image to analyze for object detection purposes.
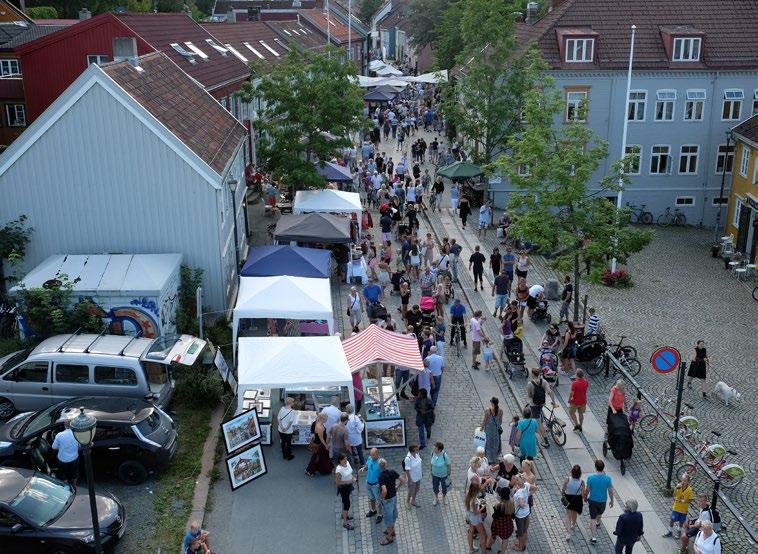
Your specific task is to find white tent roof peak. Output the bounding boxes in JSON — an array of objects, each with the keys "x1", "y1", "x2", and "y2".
[
  {"x1": 234, "y1": 275, "x2": 332, "y2": 318},
  {"x1": 293, "y1": 189, "x2": 362, "y2": 215}
]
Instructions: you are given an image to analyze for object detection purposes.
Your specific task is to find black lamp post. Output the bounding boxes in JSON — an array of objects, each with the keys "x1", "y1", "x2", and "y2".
[
  {"x1": 715, "y1": 129, "x2": 733, "y2": 237},
  {"x1": 69, "y1": 407, "x2": 102, "y2": 554}
]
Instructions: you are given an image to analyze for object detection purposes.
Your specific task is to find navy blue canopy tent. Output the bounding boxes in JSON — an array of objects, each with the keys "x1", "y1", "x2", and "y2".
[
  {"x1": 363, "y1": 90, "x2": 394, "y2": 103},
  {"x1": 240, "y1": 245, "x2": 331, "y2": 278},
  {"x1": 315, "y1": 161, "x2": 353, "y2": 183}
]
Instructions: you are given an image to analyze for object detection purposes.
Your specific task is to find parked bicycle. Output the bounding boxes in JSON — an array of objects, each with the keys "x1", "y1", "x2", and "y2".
[
  {"x1": 541, "y1": 403, "x2": 567, "y2": 446},
  {"x1": 663, "y1": 430, "x2": 725, "y2": 466},
  {"x1": 638, "y1": 396, "x2": 696, "y2": 433},
  {"x1": 587, "y1": 335, "x2": 641, "y2": 377},
  {"x1": 657, "y1": 207, "x2": 687, "y2": 226},
  {"x1": 627, "y1": 203, "x2": 653, "y2": 224},
  {"x1": 677, "y1": 449, "x2": 745, "y2": 489}
]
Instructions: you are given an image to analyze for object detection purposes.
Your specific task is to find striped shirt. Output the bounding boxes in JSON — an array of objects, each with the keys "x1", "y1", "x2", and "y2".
[{"x1": 587, "y1": 314, "x2": 600, "y2": 335}]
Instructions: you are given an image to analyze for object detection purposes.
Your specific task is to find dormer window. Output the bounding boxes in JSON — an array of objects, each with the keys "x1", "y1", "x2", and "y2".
[
  {"x1": 565, "y1": 38, "x2": 594, "y2": 63},
  {"x1": 672, "y1": 37, "x2": 700, "y2": 61}
]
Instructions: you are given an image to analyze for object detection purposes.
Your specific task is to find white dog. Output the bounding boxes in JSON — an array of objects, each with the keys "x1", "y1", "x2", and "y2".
[{"x1": 713, "y1": 381, "x2": 741, "y2": 406}]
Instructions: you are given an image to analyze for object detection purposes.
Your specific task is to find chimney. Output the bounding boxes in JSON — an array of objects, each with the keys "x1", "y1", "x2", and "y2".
[
  {"x1": 113, "y1": 37, "x2": 138, "y2": 62},
  {"x1": 247, "y1": 7, "x2": 261, "y2": 21},
  {"x1": 526, "y1": 2, "x2": 538, "y2": 24},
  {"x1": 226, "y1": 8, "x2": 235, "y2": 22},
  {"x1": 79, "y1": 7, "x2": 91, "y2": 20}
]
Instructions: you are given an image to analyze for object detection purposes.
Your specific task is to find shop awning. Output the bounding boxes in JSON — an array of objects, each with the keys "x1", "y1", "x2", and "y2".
[{"x1": 341, "y1": 324, "x2": 424, "y2": 372}]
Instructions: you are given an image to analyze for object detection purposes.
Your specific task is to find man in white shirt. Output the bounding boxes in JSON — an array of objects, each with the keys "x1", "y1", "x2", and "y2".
[
  {"x1": 527, "y1": 283, "x2": 545, "y2": 318},
  {"x1": 469, "y1": 310, "x2": 488, "y2": 370},
  {"x1": 277, "y1": 397, "x2": 297, "y2": 460},
  {"x1": 346, "y1": 404, "x2": 365, "y2": 466},
  {"x1": 681, "y1": 494, "x2": 713, "y2": 552},
  {"x1": 52, "y1": 418, "x2": 80, "y2": 491},
  {"x1": 425, "y1": 346, "x2": 444, "y2": 406},
  {"x1": 321, "y1": 397, "x2": 342, "y2": 434}
]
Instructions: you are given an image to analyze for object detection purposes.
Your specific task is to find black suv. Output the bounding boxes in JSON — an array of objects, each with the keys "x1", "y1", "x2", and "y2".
[{"x1": 0, "y1": 397, "x2": 177, "y2": 485}]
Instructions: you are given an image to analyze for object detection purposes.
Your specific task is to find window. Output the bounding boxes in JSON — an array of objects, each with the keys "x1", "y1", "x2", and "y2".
[
  {"x1": 679, "y1": 145, "x2": 699, "y2": 174},
  {"x1": 517, "y1": 164, "x2": 531, "y2": 176},
  {"x1": 205, "y1": 39, "x2": 228, "y2": 55},
  {"x1": 716, "y1": 144, "x2": 735, "y2": 174},
  {"x1": 753, "y1": 90, "x2": 758, "y2": 116},
  {"x1": 650, "y1": 145, "x2": 671, "y2": 174},
  {"x1": 184, "y1": 42, "x2": 209, "y2": 59},
  {"x1": 722, "y1": 89, "x2": 743, "y2": 120},
  {"x1": 0, "y1": 58, "x2": 20, "y2": 76},
  {"x1": 739, "y1": 146, "x2": 754, "y2": 178},
  {"x1": 243, "y1": 42, "x2": 265, "y2": 60},
  {"x1": 7, "y1": 362, "x2": 48, "y2": 382},
  {"x1": 55, "y1": 364, "x2": 89, "y2": 384},
  {"x1": 565, "y1": 38, "x2": 594, "y2": 62},
  {"x1": 655, "y1": 90, "x2": 676, "y2": 121},
  {"x1": 627, "y1": 90, "x2": 646, "y2": 121},
  {"x1": 94, "y1": 366, "x2": 138, "y2": 386},
  {"x1": 565, "y1": 90, "x2": 588, "y2": 122},
  {"x1": 732, "y1": 199, "x2": 743, "y2": 227},
  {"x1": 225, "y1": 45, "x2": 247, "y2": 62},
  {"x1": 624, "y1": 145, "x2": 641, "y2": 175},
  {"x1": 258, "y1": 40, "x2": 279, "y2": 57},
  {"x1": 5, "y1": 104, "x2": 25, "y2": 127},
  {"x1": 684, "y1": 90, "x2": 705, "y2": 121},
  {"x1": 675, "y1": 196, "x2": 695, "y2": 206},
  {"x1": 712, "y1": 196, "x2": 729, "y2": 206},
  {"x1": 672, "y1": 37, "x2": 701, "y2": 61},
  {"x1": 86, "y1": 55, "x2": 109, "y2": 65}
]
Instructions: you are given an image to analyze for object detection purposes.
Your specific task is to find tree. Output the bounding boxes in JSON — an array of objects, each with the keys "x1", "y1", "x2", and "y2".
[
  {"x1": 431, "y1": 0, "x2": 463, "y2": 70},
  {"x1": 0, "y1": 216, "x2": 33, "y2": 297},
  {"x1": 406, "y1": 0, "x2": 452, "y2": 51},
  {"x1": 493, "y1": 50, "x2": 653, "y2": 319},
  {"x1": 358, "y1": 0, "x2": 383, "y2": 25},
  {"x1": 439, "y1": 0, "x2": 535, "y2": 164},
  {"x1": 235, "y1": 48, "x2": 366, "y2": 189},
  {"x1": 25, "y1": 6, "x2": 58, "y2": 18}
]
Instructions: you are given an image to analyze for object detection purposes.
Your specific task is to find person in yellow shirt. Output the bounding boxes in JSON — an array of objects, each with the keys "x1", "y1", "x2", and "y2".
[{"x1": 663, "y1": 473, "x2": 694, "y2": 539}]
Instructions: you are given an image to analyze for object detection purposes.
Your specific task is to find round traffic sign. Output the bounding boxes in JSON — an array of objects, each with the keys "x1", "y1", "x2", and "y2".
[{"x1": 650, "y1": 346, "x2": 681, "y2": 374}]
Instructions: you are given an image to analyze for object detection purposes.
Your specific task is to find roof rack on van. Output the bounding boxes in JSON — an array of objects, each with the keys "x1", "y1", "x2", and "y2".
[
  {"x1": 84, "y1": 328, "x2": 109, "y2": 353},
  {"x1": 56, "y1": 329, "x2": 82, "y2": 353},
  {"x1": 118, "y1": 336, "x2": 139, "y2": 357}
]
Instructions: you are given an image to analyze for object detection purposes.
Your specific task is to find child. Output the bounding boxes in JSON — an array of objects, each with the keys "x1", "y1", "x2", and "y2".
[
  {"x1": 434, "y1": 316, "x2": 446, "y2": 357},
  {"x1": 628, "y1": 391, "x2": 642, "y2": 432},
  {"x1": 482, "y1": 339, "x2": 494, "y2": 371}
]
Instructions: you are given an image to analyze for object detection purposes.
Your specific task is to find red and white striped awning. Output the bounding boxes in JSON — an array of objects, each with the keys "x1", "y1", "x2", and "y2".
[{"x1": 341, "y1": 324, "x2": 424, "y2": 372}]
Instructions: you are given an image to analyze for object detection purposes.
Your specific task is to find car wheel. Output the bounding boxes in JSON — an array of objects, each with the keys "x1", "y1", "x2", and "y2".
[
  {"x1": 0, "y1": 397, "x2": 15, "y2": 419},
  {"x1": 118, "y1": 459, "x2": 148, "y2": 485}
]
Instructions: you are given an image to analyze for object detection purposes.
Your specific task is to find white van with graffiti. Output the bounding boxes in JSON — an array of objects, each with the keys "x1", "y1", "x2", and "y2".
[{"x1": 0, "y1": 333, "x2": 206, "y2": 418}]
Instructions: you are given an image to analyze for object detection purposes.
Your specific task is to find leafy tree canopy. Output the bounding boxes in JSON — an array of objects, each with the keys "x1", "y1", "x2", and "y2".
[
  {"x1": 358, "y1": 0, "x2": 383, "y2": 24},
  {"x1": 406, "y1": 0, "x2": 452, "y2": 51}
]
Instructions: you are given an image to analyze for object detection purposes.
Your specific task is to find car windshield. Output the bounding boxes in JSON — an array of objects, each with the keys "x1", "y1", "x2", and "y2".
[
  {"x1": 0, "y1": 350, "x2": 28, "y2": 374},
  {"x1": 15, "y1": 404, "x2": 62, "y2": 439},
  {"x1": 10, "y1": 474, "x2": 72, "y2": 527},
  {"x1": 143, "y1": 336, "x2": 181, "y2": 362}
]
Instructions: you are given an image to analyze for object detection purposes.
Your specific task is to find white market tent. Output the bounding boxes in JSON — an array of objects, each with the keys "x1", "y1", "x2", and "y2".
[
  {"x1": 232, "y1": 275, "x2": 334, "y2": 362},
  {"x1": 293, "y1": 189, "x2": 362, "y2": 217},
  {"x1": 356, "y1": 75, "x2": 409, "y2": 88},
  {"x1": 401, "y1": 70, "x2": 448, "y2": 84},
  {"x1": 236, "y1": 336, "x2": 355, "y2": 413}
]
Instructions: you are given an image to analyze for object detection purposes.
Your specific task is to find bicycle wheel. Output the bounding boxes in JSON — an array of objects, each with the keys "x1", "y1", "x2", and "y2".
[
  {"x1": 676, "y1": 462, "x2": 698, "y2": 479},
  {"x1": 657, "y1": 214, "x2": 670, "y2": 226},
  {"x1": 639, "y1": 414, "x2": 659, "y2": 433},
  {"x1": 586, "y1": 355, "x2": 605, "y2": 376},
  {"x1": 674, "y1": 213, "x2": 687, "y2": 226},
  {"x1": 621, "y1": 345, "x2": 638, "y2": 359},
  {"x1": 660, "y1": 445, "x2": 685, "y2": 465},
  {"x1": 550, "y1": 420, "x2": 567, "y2": 446},
  {"x1": 752, "y1": 287, "x2": 758, "y2": 301},
  {"x1": 621, "y1": 357, "x2": 642, "y2": 377},
  {"x1": 720, "y1": 466, "x2": 746, "y2": 488},
  {"x1": 640, "y1": 212, "x2": 653, "y2": 224}
]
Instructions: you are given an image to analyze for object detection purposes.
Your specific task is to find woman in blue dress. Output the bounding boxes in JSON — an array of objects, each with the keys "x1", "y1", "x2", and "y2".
[{"x1": 515, "y1": 407, "x2": 538, "y2": 462}]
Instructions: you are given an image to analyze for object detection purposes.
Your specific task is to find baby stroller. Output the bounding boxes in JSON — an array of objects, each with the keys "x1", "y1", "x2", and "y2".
[
  {"x1": 539, "y1": 345, "x2": 559, "y2": 386},
  {"x1": 603, "y1": 412, "x2": 633, "y2": 475},
  {"x1": 576, "y1": 332, "x2": 607, "y2": 363},
  {"x1": 529, "y1": 299, "x2": 551, "y2": 323},
  {"x1": 419, "y1": 295, "x2": 436, "y2": 329},
  {"x1": 501, "y1": 336, "x2": 527, "y2": 379}
]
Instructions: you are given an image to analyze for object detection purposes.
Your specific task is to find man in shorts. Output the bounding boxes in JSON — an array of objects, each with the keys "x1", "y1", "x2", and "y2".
[
  {"x1": 469, "y1": 310, "x2": 488, "y2": 370},
  {"x1": 359, "y1": 448, "x2": 383, "y2": 523},
  {"x1": 568, "y1": 369, "x2": 588, "y2": 432},
  {"x1": 584, "y1": 459, "x2": 614, "y2": 544},
  {"x1": 491, "y1": 268, "x2": 510, "y2": 318},
  {"x1": 378, "y1": 458, "x2": 406, "y2": 545},
  {"x1": 526, "y1": 283, "x2": 544, "y2": 319},
  {"x1": 664, "y1": 473, "x2": 694, "y2": 539},
  {"x1": 478, "y1": 201, "x2": 492, "y2": 238}
]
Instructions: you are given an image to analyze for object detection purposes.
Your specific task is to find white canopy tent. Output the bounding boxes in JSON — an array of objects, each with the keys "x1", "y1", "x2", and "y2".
[
  {"x1": 236, "y1": 336, "x2": 355, "y2": 413},
  {"x1": 401, "y1": 70, "x2": 448, "y2": 84},
  {"x1": 293, "y1": 189, "x2": 362, "y2": 217},
  {"x1": 232, "y1": 276, "x2": 334, "y2": 363},
  {"x1": 356, "y1": 75, "x2": 409, "y2": 88}
]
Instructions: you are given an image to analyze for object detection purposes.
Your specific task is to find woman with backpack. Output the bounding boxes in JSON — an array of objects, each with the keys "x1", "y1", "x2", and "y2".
[
  {"x1": 562, "y1": 464, "x2": 585, "y2": 541},
  {"x1": 430, "y1": 442, "x2": 452, "y2": 506}
]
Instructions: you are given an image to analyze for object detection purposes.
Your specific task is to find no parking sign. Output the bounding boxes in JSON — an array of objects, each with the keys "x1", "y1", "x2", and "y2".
[{"x1": 650, "y1": 346, "x2": 681, "y2": 374}]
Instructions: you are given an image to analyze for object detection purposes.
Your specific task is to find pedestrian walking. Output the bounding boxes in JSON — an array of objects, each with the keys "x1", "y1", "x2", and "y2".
[
  {"x1": 562, "y1": 464, "x2": 585, "y2": 541},
  {"x1": 489, "y1": 247, "x2": 502, "y2": 278},
  {"x1": 306, "y1": 412, "x2": 333, "y2": 476},
  {"x1": 430, "y1": 442, "x2": 451, "y2": 506},
  {"x1": 560, "y1": 321, "x2": 578, "y2": 377},
  {"x1": 693, "y1": 521, "x2": 722, "y2": 554},
  {"x1": 687, "y1": 340, "x2": 710, "y2": 398},
  {"x1": 52, "y1": 418, "x2": 80, "y2": 492},
  {"x1": 568, "y1": 369, "x2": 588, "y2": 432},
  {"x1": 465, "y1": 479, "x2": 489, "y2": 554},
  {"x1": 404, "y1": 445, "x2": 423, "y2": 507},
  {"x1": 490, "y1": 487, "x2": 515, "y2": 553},
  {"x1": 329, "y1": 413, "x2": 351, "y2": 465},
  {"x1": 459, "y1": 196, "x2": 471, "y2": 228},
  {"x1": 424, "y1": 232, "x2": 436, "y2": 268},
  {"x1": 559, "y1": 275, "x2": 573, "y2": 323},
  {"x1": 469, "y1": 245, "x2": 486, "y2": 291},
  {"x1": 614, "y1": 499, "x2": 644, "y2": 553},
  {"x1": 426, "y1": 346, "x2": 444, "y2": 406},
  {"x1": 347, "y1": 287, "x2": 363, "y2": 332},
  {"x1": 515, "y1": 250, "x2": 531, "y2": 279},
  {"x1": 514, "y1": 278, "x2": 529, "y2": 320},
  {"x1": 277, "y1": 396, "x2": 296, "y2": 460},
  {"x1": 470, "y1": 310, "x2": 489, "y2": 369},
  {"x1": 527, "y1": 368, "x2": 557, "y2": 448},
  {"x1": 608, "y1": 379, "x2": 627, "y2": 420},
  {"x1": 489, "y1": 269, "x2": 509, "y2": 320},
  {"x1": 664, "y1": 473, "x2": 694, "y2": 539},
  {"x1": 359, "y1": 448, "x2": 383, "y2": 523},
  {"x1": 346, "y1": 404, "x2": 365, "y2": 466},
  {"x1": 502, "y1": 246, "x2": 516, "y2": 294},
  {"x1": 449, "y1": 239, "x2": 463, "y2": 281},
  {"x1": 586, "y1": 307, "x2": 600, "y2": 335},
  {"x1": 451, "y1": 182, "x2": 460, "y2": 214},
  {"x1": 513, "y1": 474, "x2": 532, "y2": 552},
  {"x1": 514, "y1": 407, "x2": 538, "y2": 462},
  {"x1": 335, "y1": 453, "x2": 357, "y2": 530},
  {"x1": 378, "y1": 458, "x2": 406, "y2": 545},
  {"x1": 585, "y1": 459, "x2": 615, "y2": 544},
  {"x1": 481, "y1": 397, "x2": 504, "y2": 462},
  {"x1": 478, "y1": 201, "x2": 492, "y2": 238},
  {"x1": 414, "y1": 389, "x2": 435, "y2": 448}
]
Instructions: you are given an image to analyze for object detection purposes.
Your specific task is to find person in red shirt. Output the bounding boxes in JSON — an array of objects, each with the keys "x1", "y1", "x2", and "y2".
[{"x1": 568, "y1": 369, "x2": 588, "y2": 432}]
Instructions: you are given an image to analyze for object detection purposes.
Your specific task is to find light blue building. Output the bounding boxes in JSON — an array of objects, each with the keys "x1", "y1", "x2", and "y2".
[{"x1": 489, "y1": 0, "x2": 758, "y2": 227}]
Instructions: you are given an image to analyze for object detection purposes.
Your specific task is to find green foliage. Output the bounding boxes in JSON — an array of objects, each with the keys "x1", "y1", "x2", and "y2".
[
  {"x1": 175, "y1": 265, "x2": 203, "y2": 335},
  {"x1": 407, "y1": 0, "x2": 453, "y2": 50},
  {"x1": 236, "y1": 47, "x2": 366, "y2": 189},
  {"x1": 358, "y1": 0, "x2": 383, "y2": 24},
  {"x1": 126, "y1": 0, "x2": 152, "y2": 12},
  {"x1": 26, "y1": 6, "x2": 58, "y2": 18},
  {"x1": 0, "y1": 338, "x2": 28, "y2": 358},
  {"x1": 432, "y1": 0, "x2": 463, "y2": 70},
  {"x1": 203, "y1": 317, "x2": 232, "y2": 359},
  {"x1": 25, "y1": 0, "x2": 201, "y2": 18},
  {"x1": 13, "y1": 278, "x2": 104, "y2": 339},
  {"x1": 0, "y1": 215, "x2": 33, "y2": 268},
  {"x1": 175, "y1": 365, "x2": 223, "y2": 407}
]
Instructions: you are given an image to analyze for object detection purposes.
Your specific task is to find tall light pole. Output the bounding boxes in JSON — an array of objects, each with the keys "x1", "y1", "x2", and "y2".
[
  {"x1": 70, "y1": 407, "x2": 102, "y2": 554},
  {"x1": 611, "y1": 24, "x2": 636, "y2": 273}
]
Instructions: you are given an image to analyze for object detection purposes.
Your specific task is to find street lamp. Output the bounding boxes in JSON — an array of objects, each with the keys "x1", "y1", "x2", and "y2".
[
  {"x1": 69, "y1": 407, "x2": 102, "y2": 554},
  {"x1": 228, "y1": 179, "x2": 241, "y2": 271},
  {"x1": 715, "y1": 129, "x2": 733, "y2": 237}
]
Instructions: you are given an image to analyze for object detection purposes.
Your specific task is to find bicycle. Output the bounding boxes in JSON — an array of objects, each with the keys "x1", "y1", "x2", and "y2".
[
  {"x1": 663, "y1": 430, "x2": 725, "y2": 466},
  {"x1": 626, "y1": 203, "x2": 653, "y2": 224},
  {"x1": 657, "y1": 207, "x2": 687, "y2": 226},
  {"x1": 587, "y1": 335, "x2": 641, "y2": 377},
  {"x1": 541, "y1": 403, "x2": 567, "y2": 446},
  {"x1": 638, "y1": 397, "x2": 696, "y2": 433},
  {"x1": 677, "y1": 450, "x2": 745, "y2": 489},
  {"x1": 450, "y1": 322, "x2": 466, "y2": 360}
]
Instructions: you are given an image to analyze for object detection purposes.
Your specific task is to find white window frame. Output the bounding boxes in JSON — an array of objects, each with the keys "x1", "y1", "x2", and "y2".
[
  {"x1": 678, "y1": 144, "x2": 699, "y2": 174},
  {"x1": 711, "y1": 196, "x2": 729, "y2": 206},
  {"x1": 205, "y1": 39, "x2": 229, "y2": 55},
  {"x1": 732, "y1": 199, "x2": 742, "y2": 227},
  {"x1": 184, "y1": 42, "x2": 209, "y2": 59},
  {"x1": 672, "y1": 37, "x2": 701, "y2": 62},
  {"x1": 0, "y1": 58, "x2": 21, "y2": 76},
  {"x1": 722, "y1": 89, "x2": 743, "y2": 121},
  {"x1": 5, "y1": 103, "x2": 26, "y2": 127},
  {"x1": 650, "y1": 144, "x2": 671, "y2": 175},
  {"x1": 715, "y1": 144, "x2": 735, "y2": 175},
  {"x1": 225, "y1": 44, "x2": 248, "y2": 62},
  {"x1": 684, "y1": 89, "x2": 705, "y2": 121},
  {"x1": 565, "y1": 38, "x2": 594, "y2": 63},
  {"x1": 675, "y1": 196, "x2": 695, "y2": 207},
  {"x1": 259, "y1": 40, "x2": 280, "y2": 57},
  {"x1": 243, "y1": 42, "x2": 265, "y2": 60},
  {"x1": 565, "y1": 90, "x2": 588, "y2": 122},
  {"x1": 624, "y1": 145, "x2": 641, "y2": 175},
  {"x1": 86, "y1": 54, "x2": 109, "y2": 66},
  {"x1": 655, "y1": 90, "x2": 676, "y2": 121},
  {"x1": 627, "y1": 90, "x2": 647, "y2": 122},
  {"x1": 752, "y1": 90, "x2": 758, "y2": 116},
  {"x1": 517, "y1": 164, "x2": 531, "y2": 176},
  {"x1": 739, "y1": 145, "x2": 750, "y2": 177}
]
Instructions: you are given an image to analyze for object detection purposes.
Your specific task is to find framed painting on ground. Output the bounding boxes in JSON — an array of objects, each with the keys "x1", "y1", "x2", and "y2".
[
  {"x1": 221, "y1": 409, "x2": 261, "y2": 454},
  {"x1": 225, "y1": 444, "x2": 267, "y2": 490}
]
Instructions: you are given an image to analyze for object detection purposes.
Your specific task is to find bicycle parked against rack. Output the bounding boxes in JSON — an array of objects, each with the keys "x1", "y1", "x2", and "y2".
[
  {"x1": 677, "y1": 449, "x2": 745, "y2": 489},
  {"x1": 541, "y1": 403, "x2": 567, "y2": 446},
  {"x1": 587, "y1": 335, "x2": 641, "y2": 377},
  {"x1": 663, "y1": 430, "x2": 726, "y2": 466},
  {"x1": 638, "y1": 396, "x2": 697, "y2": 433},
  {"x1": 626, "y1": 203, "x2": 654, "y2": 224},
  {"x1": 657, "y1": 206, "x2": 687, "y2": 226}
]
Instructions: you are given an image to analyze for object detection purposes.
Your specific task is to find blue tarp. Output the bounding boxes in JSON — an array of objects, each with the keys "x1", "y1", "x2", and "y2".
[{"x1": 240, "y1": 245, "x2": 331, "y2": 278}]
